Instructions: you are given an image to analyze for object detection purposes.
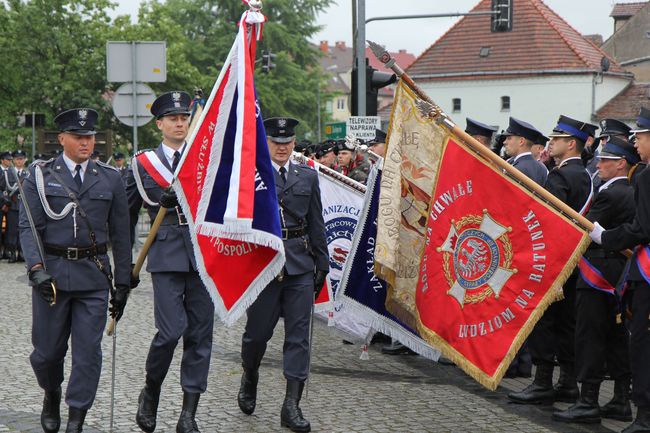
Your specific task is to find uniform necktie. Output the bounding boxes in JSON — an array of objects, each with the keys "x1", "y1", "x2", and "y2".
[
  {"x1": 279, "y1": 166, "x2": 287, "y2": 185},
  {"x1": 73, "y1": 165, "x2": 82, "y2": 188},
  {"x1": 172, "y1": 151, "x2": 181, "y2": 172}
]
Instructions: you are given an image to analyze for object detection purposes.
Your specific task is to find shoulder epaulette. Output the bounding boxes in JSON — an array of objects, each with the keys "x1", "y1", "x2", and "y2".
[{"x1": 96, "y1": 160, "x2": 119, "y2": 172}]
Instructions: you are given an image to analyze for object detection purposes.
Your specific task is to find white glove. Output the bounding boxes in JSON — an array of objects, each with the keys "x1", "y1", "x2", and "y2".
[{"x1": 589, "y1": 221, "x2": 604, "y2": 245}]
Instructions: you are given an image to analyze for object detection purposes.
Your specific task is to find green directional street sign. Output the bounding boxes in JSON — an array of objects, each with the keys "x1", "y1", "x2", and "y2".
[{"x1": 324, "y1": 122, "x2": 346, "y2": 140}]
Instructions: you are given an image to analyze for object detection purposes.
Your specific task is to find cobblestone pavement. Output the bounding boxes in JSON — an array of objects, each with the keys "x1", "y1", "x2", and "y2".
[{"x1": 0, "y1": 259, "x2": 628, "y2": 432}]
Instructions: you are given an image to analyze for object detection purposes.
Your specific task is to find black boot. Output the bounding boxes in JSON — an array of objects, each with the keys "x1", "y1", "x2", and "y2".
[
  {"x1": 41, "y1": 387, "x2": 61, "y2": 433},
  {"x1": 280, "y1": 380, "x2": 311, "y2": 432},
  {"x1": 7, "y1": 248, "x2": 16, "y2": 263},
  {"x1": 622, "y1": 406, "x2": 650, "y2": 433},
  {"x1": 176, "y1": 392, "x2": 200, "y2": 433},
  {"x1": 552, "y1": 382, "x2": 601, "y2": 423},
  {"x1": 136, "y1": 381, "x2": 161, "y2": 433},
  {"x1": 601, "y1": 378, "x2": 632, "y2": 421},
  {"x1": 554, "y1": 365, "x2": 579, "y2": 403},
  {"x1": 65, "y1": 407, "x2": 87, "y2": 433},
  {"x1": 507, "y1": 363, "x2": 555, "y2": 404},
  {"x1": 237, "y1": 368, "x2": 258, "y2": 415}
]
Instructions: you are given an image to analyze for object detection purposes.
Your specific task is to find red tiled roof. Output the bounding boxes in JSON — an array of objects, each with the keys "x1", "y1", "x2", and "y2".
[
  {"x1": 407, "y1": 0, "x2": 626, "y2": 81},
  {"x1": 611, "y1": 2, "x2": 647, "y2": 18},
  {"x1": 366, "y1": 47, "x2": 416, "y2": 74},
  {"x1": 596, "y1": 82, "x2": 650, "y2": 120}
]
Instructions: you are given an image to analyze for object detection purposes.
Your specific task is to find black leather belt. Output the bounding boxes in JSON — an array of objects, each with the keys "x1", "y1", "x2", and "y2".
[
  {"x1": 45, "y1": 243, "x2": 107, "y2": 260},
  {"x1": 281, "y1": 227, "x2": 306, "y2": 240},
  {"x1": 160, "y1": 207, "x2": 188, "y2": 226}
]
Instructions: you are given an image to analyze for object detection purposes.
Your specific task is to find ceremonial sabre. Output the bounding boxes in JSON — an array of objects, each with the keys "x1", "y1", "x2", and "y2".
[
  {"x1": 109, "y1": 324, "x2": 117, "y2": 433},
  {"x1": 305, "y1": 291, "x2": 316, "y2": 399},
  {"x1": 13, "y1": 166, "x2": 57, "y2": 305}
]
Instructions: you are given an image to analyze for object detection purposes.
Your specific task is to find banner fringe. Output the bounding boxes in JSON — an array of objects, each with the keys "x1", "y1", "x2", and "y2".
[
  {"x1": 340, "y1": 296, "x2": 440, "y2": 361},
  {"x1": 413, "y1": 232, "x2": 591, "y2": 391}
]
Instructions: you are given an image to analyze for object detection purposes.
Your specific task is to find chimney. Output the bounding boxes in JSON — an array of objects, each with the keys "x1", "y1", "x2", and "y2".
[
  {"x1": 335, "y1": 41, "x2": 346, "y2": 50},
  {"x1": 319, "y1": 40, "x2": 329, "y2": 53},
  {"x1": 399, "y1": 49, "x2": 407, "y2": 54}
]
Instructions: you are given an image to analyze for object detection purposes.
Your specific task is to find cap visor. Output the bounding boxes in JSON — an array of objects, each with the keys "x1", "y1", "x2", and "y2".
[
  {"x1": 631, "y1": 128, "x2": 650, "y2": 134},
  {"x1": 548, "y1": 132, "x2": 572, "y2": 138},
  {"x1": 157, "y1": 109, "x2": 191, "y2": 118},
  {"x1": 268, "y1": 136, "x2": 294, "y2": 144},
  {"x1": 597, "y1": 152, "x2": 624, "y2": 160},
  {"x1": 62, "y1": 129, "x2": 96, "y2": 136}
]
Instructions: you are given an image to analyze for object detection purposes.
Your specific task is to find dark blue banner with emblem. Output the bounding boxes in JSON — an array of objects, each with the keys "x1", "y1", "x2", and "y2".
[{"x1": 338, "y1": 165, "x2": 440, "y2": 359}]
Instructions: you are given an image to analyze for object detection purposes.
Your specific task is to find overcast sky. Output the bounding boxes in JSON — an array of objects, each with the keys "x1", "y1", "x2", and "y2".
[{"x1": 111, "y1": 0, "x2": 620, "y2": 57}]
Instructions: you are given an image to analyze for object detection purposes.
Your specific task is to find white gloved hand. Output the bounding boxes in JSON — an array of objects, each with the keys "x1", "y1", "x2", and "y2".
[{"x1": 589, "y1": 221, "x2": 604, "y2": 245}]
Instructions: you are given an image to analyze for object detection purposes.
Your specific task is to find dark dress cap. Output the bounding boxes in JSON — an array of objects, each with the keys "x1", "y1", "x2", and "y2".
[
  {"x1": 598, "y1": 118, "x2": 631, "y2": 139},
  {"x1": 264, "y1": 117, "x2": 299, "y2": 144},
  {"x1": 368, "y1": 129, "x2": 387, "y2": 145},
  {"x1": 295, "y1": 140, "x2": 312, "y2": 153},
  {"x1": 12, "y1": 150, "x2": 26, "y2": 158},
  {"x1": 534, "y1": 132, "x2": 549, "y2": 146},
  {"x1": 598, "y1": 135, "x2": 640, "y2": 165},
  {"x1": 150, "y1": 91, "x2": 192, "y2": 119},
  {"x1": 548, "y1": 115, "x2": 593, "y2": 142},
  {"x1": 466, "y1": 118, "x2": 498, "y2": 138},
  {"x1": 54, "y1": 108, "x2": 99, "y2": 136},
  {"x1": 503, "y1": 117, "x2": 542, "y2": 142},
  {"x1": 0, "y1": 151, "x2": 12, "y2": 160},
  {"x1": 631, "y1": 107, "x2": 650, "y2": 133},
  {"x1": 113, "y1": 152, "x2": 125, "y2": 160},
  {"x1": 315, "y1": 140, "x2": 336, "y2": 158}
]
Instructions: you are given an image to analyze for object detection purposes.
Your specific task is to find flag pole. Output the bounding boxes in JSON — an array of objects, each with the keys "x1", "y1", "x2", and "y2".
[
  {"x1": 367, "y1": 40, "x2": 595, "y2": 233},
  {"x1": 106, "y1": 100, "x2": 207, "y2": 337}
]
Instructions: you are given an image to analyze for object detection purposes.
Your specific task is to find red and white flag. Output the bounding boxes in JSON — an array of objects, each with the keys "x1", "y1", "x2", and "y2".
[{"x1": 174, "y1": 6, "x2": 285, "y2": 325}]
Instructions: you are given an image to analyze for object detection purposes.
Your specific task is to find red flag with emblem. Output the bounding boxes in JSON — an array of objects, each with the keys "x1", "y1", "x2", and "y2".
[{"x1": 415, "y1": 136, "x2": 590, "y2": 389}]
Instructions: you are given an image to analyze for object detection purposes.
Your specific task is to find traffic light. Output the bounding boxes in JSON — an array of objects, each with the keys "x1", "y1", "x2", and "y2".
[
  {"x1": 492, "y1": 0, "x2": 513, "y2": 32},
  {"x1": 261, "y1": 50, "x2": 276, "y2": 73},
  {"x1": 351, "y1": 62, "x2": 397, "y2": 116}
]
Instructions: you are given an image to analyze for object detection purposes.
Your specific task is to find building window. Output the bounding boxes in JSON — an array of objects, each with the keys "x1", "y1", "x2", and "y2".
[
  {"x1": 501, "y1": 96, "x2": 510, "y2": 111},
  {"x1": 326, "y1": 100, "x2": 333, "y2": 114},
  {"x1": 452, "y1": 98, "x2": 461, "y2": 112},
  {"x1": 337, "y1": 98, "x2": 345, "y2": 110},
  {"x1": 479, "y1": 47, "x2": 491, "y2": 57},
  {"x1": 646, "y1": 31, "x2": 650, "y2": 39}
]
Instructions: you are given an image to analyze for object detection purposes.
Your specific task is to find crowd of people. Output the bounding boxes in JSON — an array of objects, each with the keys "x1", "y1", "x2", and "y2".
[
  {"x1": 3, "y1": 94, "x2": 650, "y2": 433},
  {"x1": 465, "y1": 111, "x2": 650, "y2": 433}
]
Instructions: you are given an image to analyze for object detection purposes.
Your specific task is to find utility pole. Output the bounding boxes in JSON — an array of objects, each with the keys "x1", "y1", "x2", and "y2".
[
  {"x1": 355, "y1": 0, "x2": 366, "y2": 116},
  {"x1": 353, "y1": 7, "x2": 501, "y2": 117}
]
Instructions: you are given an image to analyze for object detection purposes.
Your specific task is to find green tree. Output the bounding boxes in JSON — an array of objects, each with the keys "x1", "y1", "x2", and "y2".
[{"x1": 0, "y1": 0, "x2": 334, "y2": 154}]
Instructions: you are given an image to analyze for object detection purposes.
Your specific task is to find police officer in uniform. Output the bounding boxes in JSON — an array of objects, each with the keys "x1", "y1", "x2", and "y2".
[
  {"x1": 553, "y1": 136, "x2": 637, "y2": 424},
  {"x1": 0, "y1": 151, "x2": 14, "y2": 259},
  {"x1": 586, "y1": 119, "x2": 631, "y2": 190},
  {"x1": 509, "y1": 115, "x2": 593, "y2": 405},
  {"x1": 127, "y1": 91, "x2": 214, "y2": 433},
  {"x1": 335, "y1": 135, "x2": 371, "y2": 184},
  {"x1": 367, "y1": 129, "x2": 387, "y2": 158},
  {"x1": 501, "y1": 118, "x2": 548, "y2": 378},
  {"x1": 238, "y1": 117, "x2": 329, "y2": 433},
  {"x1": 113, "y1": 152, "x2": 128, "y2": 188},
  {"x1": 315, "y1": 140, "x2": 337, "y2": 169},
  {"x1": 19, "y1": 108, "x2": 132, "y2": 433},
  {"x1": 465, "y1": 118, "x2": 498, "y2": 147},
  {"x1": 590, "y1": 107, "x2": 650, "y2": 432},
  {"x1": 502, "y1": 117, "x2": 548, "y2": 186},
  {"x1": 4, "y1": 150, "x2": 29, "y2": 262}
]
